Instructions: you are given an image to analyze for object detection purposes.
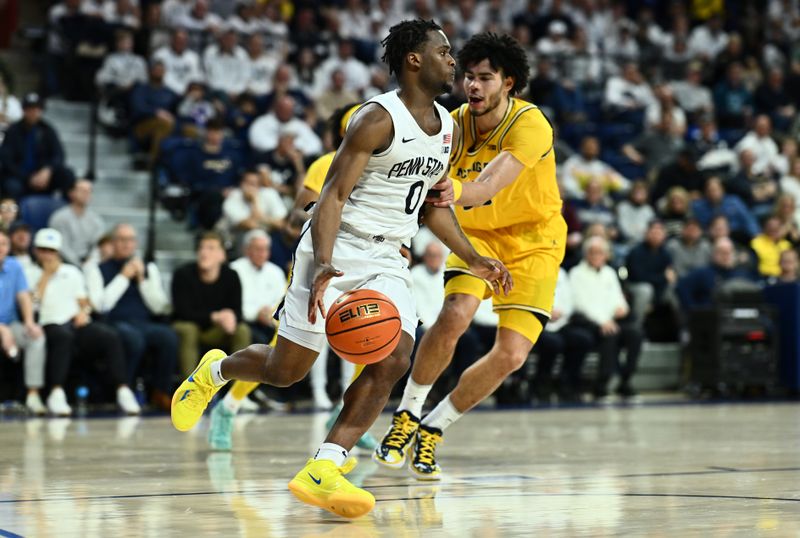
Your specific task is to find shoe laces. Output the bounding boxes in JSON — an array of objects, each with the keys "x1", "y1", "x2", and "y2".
[
  {"x1": 384, "y1": 412, "x2": 417, "y2": 450},
  {"x1": 415, "y1": 428, "x2": 442, "y2": 467}
]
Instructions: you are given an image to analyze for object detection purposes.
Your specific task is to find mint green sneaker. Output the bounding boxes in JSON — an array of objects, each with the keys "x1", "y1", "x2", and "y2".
[
  {"x1": 325, "y1": 403, "x2": 379, "y2": 451},
  {"x1": 208, "y1": 403, "x2": 235, "y2": 451}
]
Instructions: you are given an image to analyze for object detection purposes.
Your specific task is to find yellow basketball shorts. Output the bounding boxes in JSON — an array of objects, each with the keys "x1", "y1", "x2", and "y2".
[{"x1": 445, "y1": 214, "x2": 566, "y2": 342}]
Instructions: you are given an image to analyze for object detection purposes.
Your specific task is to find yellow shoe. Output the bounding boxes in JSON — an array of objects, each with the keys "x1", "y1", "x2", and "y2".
[
  {"x1": 288, "y1": 458, "x2": 376, "y2": 519},
  {"x1": 372, "y1": 410, "x2": 420, "y2": 469},
  {"x1": 171, "y1": 349, "x2": 227, "y2": 432},
  {"x1": 408, "y1": 424, "x2": 443, "y2": 481}
]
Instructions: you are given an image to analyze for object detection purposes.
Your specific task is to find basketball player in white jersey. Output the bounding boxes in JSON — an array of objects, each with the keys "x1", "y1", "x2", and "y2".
[{"x1": 170, "y1": 19, "x2": 512, "y2": 519}]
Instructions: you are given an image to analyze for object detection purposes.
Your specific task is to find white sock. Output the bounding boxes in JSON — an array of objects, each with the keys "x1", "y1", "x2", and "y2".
[
  {"x1": 210, "y1": 359, "x2": 228, "y2": 387},
  {"x1": 398, "y1": 377, "x2": 432, "y2": 418},
  {"x1": 222, "y1": 390, "x2": 242, "y2": 413},
  {"x1": 314, "y1": 442, "x2": 349, "y2": 467},
  {"x1": 421, "y1": 395, "x2": 462, "y2": 432}
]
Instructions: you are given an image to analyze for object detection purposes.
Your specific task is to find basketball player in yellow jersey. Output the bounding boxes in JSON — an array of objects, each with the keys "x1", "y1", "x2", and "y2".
[
  {"x1": 208, "y1": 104, "x2": 380, "y2": 452},
  {"x1": 375, "y1": 32, "x2": 566, "y2": 479}
]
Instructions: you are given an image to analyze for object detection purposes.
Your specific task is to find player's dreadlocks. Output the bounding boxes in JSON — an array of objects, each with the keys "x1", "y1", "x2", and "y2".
[
  {"x1": 457, "y1": 32, "x2": 530, "y2": 96},
  {"x1": 381, "y1": 19, "x2": 442, "y2": 77}
]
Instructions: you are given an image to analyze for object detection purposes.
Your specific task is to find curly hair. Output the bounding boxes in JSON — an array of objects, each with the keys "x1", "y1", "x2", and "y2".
[
  {"x1": 457, "y1": 32, "x2": 530, "y2": 96},
  {"x1": 381, "y1": 19, "x2": 442, "y2": 76}
]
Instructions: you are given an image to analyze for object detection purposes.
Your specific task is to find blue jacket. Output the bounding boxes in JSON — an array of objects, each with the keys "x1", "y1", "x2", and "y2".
[
  {"x1": 626, "y1": 243, "x2": 673, "y2": 297},
  {"x1": 130, "y1": 82, "x2": 178, "y2": 123},
  {"x1": 677, "y1": 264, "x2": 755, "y2": 309},
  {"x1": 691, "y1": 195, "x2": 760, "y2": 239}
]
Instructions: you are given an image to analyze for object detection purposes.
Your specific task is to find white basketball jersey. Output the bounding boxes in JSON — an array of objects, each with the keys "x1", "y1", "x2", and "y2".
[{"x1": 339, "y1": 90, "x2": 454, "y2": 245}]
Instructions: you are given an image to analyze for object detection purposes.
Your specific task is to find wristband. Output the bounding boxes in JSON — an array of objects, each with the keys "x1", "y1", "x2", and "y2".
[{"x1": 451, "y1": 178, "x2": 463, "y2": 202}]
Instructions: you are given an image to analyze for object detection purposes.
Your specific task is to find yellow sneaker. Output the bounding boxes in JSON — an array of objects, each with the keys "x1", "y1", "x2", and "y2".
[
  {"x1": 288, "y1": 457, "x2": 376, "y2": 519},
  {"x1": 408, "y1": 424, "x2": 443, "y2": 481},
  {"x1": 372, "y1": 410, "x2": 420, "y2": 469},
  {"x1": 171, "y1": 349, "x2": 227, "y2": 432}
]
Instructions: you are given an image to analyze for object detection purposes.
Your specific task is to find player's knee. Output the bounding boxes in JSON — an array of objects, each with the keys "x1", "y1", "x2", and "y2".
[
  {"x1": 382, "y1": 352, "x2": 411, "y2": 382},
  {"x1": 435, "y1": 299, "x2": 474, "y2": 339},
  {"x1": 492, "y1": 345, "x2": 530, "y2": 375}
]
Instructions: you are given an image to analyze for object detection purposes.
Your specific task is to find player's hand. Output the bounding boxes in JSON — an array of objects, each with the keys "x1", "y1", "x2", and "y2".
[
  {"x1": 308, "y1": 263, "x2": 344, "y2": 324},
  {"x1": 467, "y1": 256, "x2": 513, "y2": 296},
  {"x1": 426, "y1": 177, "x2": 455, "y2": 208}
]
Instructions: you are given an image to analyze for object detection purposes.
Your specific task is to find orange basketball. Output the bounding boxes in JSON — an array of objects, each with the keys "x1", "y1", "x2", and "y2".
[{"x1": 325, "y1": 289, "x2": 402, "y2": 365}]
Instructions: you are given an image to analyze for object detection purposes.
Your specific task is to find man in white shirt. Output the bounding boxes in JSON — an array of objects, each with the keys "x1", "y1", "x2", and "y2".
[
  {"x1": 48, "y1": 179, "x2": 106, "y2": 266},
  {"x1": 411, "y1": 241, "x2": 445, "y2": 329},
  {"x1": 32, "y1": 228, "x2": 140, "y2": 416},
  {"x1": 245, "y1": 34, "x2": 279, "y2": 97},
  {"x1": 95, "y1": 29, "x2": 147, "y2": 95},
  {"x1": 531, "y1": 268, "x2": 594, "y2": 404},
  {"x1": 229, "y1": 229, "x2": 285, "y2": 345},
  {"x1": 569, "y1": 236, "x2": 643, "y2": 401},
  {"x1": 161, "y1": 0, "x2": 193, "y2": 27},
  {"x1": 687, "y1": 15, "x2": 729, "y2": 61},
  {"x1": 203, "y1": 28, "x2": 250, "y2": 100},
  {"x1": 735, "y1": 115, "x2": 781, "y2": 177},
  {"x1": 604, "y1": 62, "x2": 655, "y2": 117},
  {"x1": 176, "y1": 0, "x2": 222, "y2": 35},
  {"x1": 248, "y1": 95, "x2": 323, "y2": 157},
  {"x1": 560, "y1": 136, "x2": 629, "y2": 199},
  {"x1": 152, "y1": 28, "x2": 203, "y2": 95},
  {"x1": 312, "y1": 39, "x2": 371, "y2": 98},
  {"x1": 222, "y1": 169, "x2": 288, "y2": 236},
  {"x1": 670, "y1": 63, "x2": 713, "y2": 120}
]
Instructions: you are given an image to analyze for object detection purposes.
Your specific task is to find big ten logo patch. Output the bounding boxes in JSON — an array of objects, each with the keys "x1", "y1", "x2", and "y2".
[{"x1": 339, "y1": 303, "x2": 381, "y2": 323}]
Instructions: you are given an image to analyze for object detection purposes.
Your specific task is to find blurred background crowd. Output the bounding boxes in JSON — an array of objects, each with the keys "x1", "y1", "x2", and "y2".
[{"x1": 0, "y1": 0, "x2": 798, "y2": 416}]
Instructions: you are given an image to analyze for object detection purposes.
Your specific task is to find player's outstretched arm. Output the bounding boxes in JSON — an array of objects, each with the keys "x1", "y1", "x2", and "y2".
[
  {"x1": 427, "y1": 152, "x2": 525, "y2": 208},
  {"x1": 307, "y1": 104, "x2": 393, "y2": 323},
  {"x1": 421, "y1": 204, "x2": 513, "y2": 295}
]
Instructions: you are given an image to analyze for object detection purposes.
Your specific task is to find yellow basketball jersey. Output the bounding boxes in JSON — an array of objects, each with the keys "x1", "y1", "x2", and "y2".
[
  {"x1": 303, "y1": 151, "x2": 335, "y2": 195},
  {"x1": 450, "y1": 97, "x2": 562, "y2": 232}
]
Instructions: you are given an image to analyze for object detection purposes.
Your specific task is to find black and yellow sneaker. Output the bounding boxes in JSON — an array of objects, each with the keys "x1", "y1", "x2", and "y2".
[
  {"x1": 409, "y1": 424, "x2": 443, "y2": 481},
  {"x1": 372, "y1": 410, "x2": 420, "y2": 469}
]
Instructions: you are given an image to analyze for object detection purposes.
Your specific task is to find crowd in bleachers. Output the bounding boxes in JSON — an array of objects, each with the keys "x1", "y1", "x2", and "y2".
[{"x1": 1, "y1": 0, "x2": 800, "y2": 412}]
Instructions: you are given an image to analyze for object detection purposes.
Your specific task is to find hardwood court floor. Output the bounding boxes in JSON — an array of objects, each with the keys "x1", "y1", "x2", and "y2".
[{"x1": 1, "y1": 402, "x2": 799, "y2": 537}]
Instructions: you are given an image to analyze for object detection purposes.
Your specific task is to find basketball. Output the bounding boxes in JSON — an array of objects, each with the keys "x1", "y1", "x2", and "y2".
[{"x1": 325, "y1": 289, "x2": 402, "y2": 365}]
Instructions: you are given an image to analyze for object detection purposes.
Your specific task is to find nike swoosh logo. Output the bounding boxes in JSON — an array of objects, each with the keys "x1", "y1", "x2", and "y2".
[
  {"x1": 402, "y1": 137, "x2": 416, "y2": 143},
  {"x1": 308, "y1": 473, "x2": 322, "y2": 485}
]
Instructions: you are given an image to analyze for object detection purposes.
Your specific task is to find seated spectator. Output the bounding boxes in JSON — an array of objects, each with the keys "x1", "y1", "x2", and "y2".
[
  {"x1": 776, "y1": 248, "x2": 799, "y2": 283},
  {"x1": 677, "y1": 237, "x2": 756, "y2": 310},
  {"x1": 773, "y1": 193, "x2": 800, "y2": 245},
  {"x1": 9, "y1": 222, "x2": 39, "y2": 286},
  {"x1": 32, "y1": 228, "x2": 140, "y2": 416},
  {"x1": 227, "y1": 93, "x2": 259, "y2": 144},
  {"x1": 222, "y1": 169, "x2": 287, "y2": 236},
  {"x1": 171, "y1": 232, "x2": 250, "y2": 376},
  {"x1": 95, "y1": 29, "x2": 147, "y2": 129},
  {"x1": 176, "y1": 0, "x2": 222, "y2": 42},
  {"x1": 203, "y1": 27, "x2": 250, "y2": 103},
  {"x1": 531, "y1": 267, "x2": 593, "y2": 404},
  {"x1": 754, "y1": 68, "x2": 795, "y2": 133},
  {"x1": 248, "y1": 95, "x2": 322, "y2": 158},
  {"x1": 572, "y1": 179, "x2": 617, "y2": 233},
  {"x1": 658, "y1": 186, "x2": 692, "y2": 238},
  {"x1": 0, "y1": 93, "x2": 76, "y2": 200},
  {"x1": 256, "y1": 132, "x2": 306, "y2": 197},
  {"x1": 152, "y1": 28, "x2": 203, "y2": 96},
  {"x1": 751, "y1": 215, "x2": 792, "y2": 278},
  {"x1": 687, "y1": 15, "x2": 729, "y2": 61},
  {"x1": 411, "y1": 241, "x2": 445, "y2": 330},
  {"x1": 692, "y1": 177, "x2": 759, "y2": 242},
  {"x1": 261, "y1": 65, "x2": 312, "y2": 113},
  {"x1": 621, "y1": 113, "x2": 684, "y2": 176},
  {"x1": 727, "y1": 149, "x2": 779, "y2": 217},
  {"x1": 617, "y1": 181, "x2": 656, "y2": 245},
  {"x1": 230, "y1": 229, "x2": 285, "y2": 345},
  {"x1": 775, "y1": 138, "x2": 797, "y2": 178},
  {"x1": 734, "y1": 115, "x2": 781, "y2": 177},
  {"x1": 0, "y1": 72, "x2": 22, "y2": 144},
  {"x1": 713, "y1": 62, "x2": 752, "y2": 129},
  {"x1": 0, "y1": 229, "x2": 46, "y2": 414},
  {"x1": 603, "y1": 62, "x2": 654, "y2": 123},
  {"x1": 651, "y1": 148, "x2": 705, "y2": 204},
  {"x1": 102, "y1": 0, "x2": 140, "y2": 29},
  {"x1": 177, "y1": 81, "x2": 217, "y2": 138},
  {"x1": 536, "y1": 20, "x2": 574, "y2": 61},
  {"x1": 312, "y1": 38, "x2": 371, "y2": 99},
  {"x1": 0, "y1": 197, "x2": 17, "y2": 232},
  {"x1": 130, "y1": 60, "x2": 178, "y2": 167},
  {"x1": 625, "y1": 220, "x2": 676, "y2": 328},
  {"x1": 666, "y1": 218, "x2": 712, "y2": 278},
  {"x1": 671, "y1": 62, "x2": 713, "y2": 122},
  {"x1": 245, "y1": 34, "x2": 279, "y2": 98},
  {"x1": 646, "y1": 84, "x2": 686, "y2": 136},
  {"x1": 161, "y1": 0, "x2": 193, "y2": 27},
  {"x1": 48, "y1": 179, "x2": 105, "y2": 266},
  {"x1": 560, "y1": 136, "x2": 629, "y2": 199},
  {"x1": 570, "y1": 236, "x2": 642, "y2": 401},
  {"x1": 228, "y1": 1, "x2": 259, "y2": 36},
  {"x1": 692, "y1": 118, "x2": 738, "y2": 174},
  {"x1": 315, "y1": 70, "x2": 360, "y2": 122},
  {"x1": 86, "y1": 224, "x2": 177, "y2": 411},
  {"x1": 186, "y1": 118, "x2": 243, "y2": 229}
]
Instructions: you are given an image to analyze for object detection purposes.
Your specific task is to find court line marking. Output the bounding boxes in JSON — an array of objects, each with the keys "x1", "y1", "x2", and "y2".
[
  {"x1": 378, "y1": 492, "x2": 800, "y2": 503},
  {"x1": 1, "y1": 466, "x2": 798, "y2": 505},
  {"x1": 0, "y1": 529, "x2": 24, "y2": 538}
]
